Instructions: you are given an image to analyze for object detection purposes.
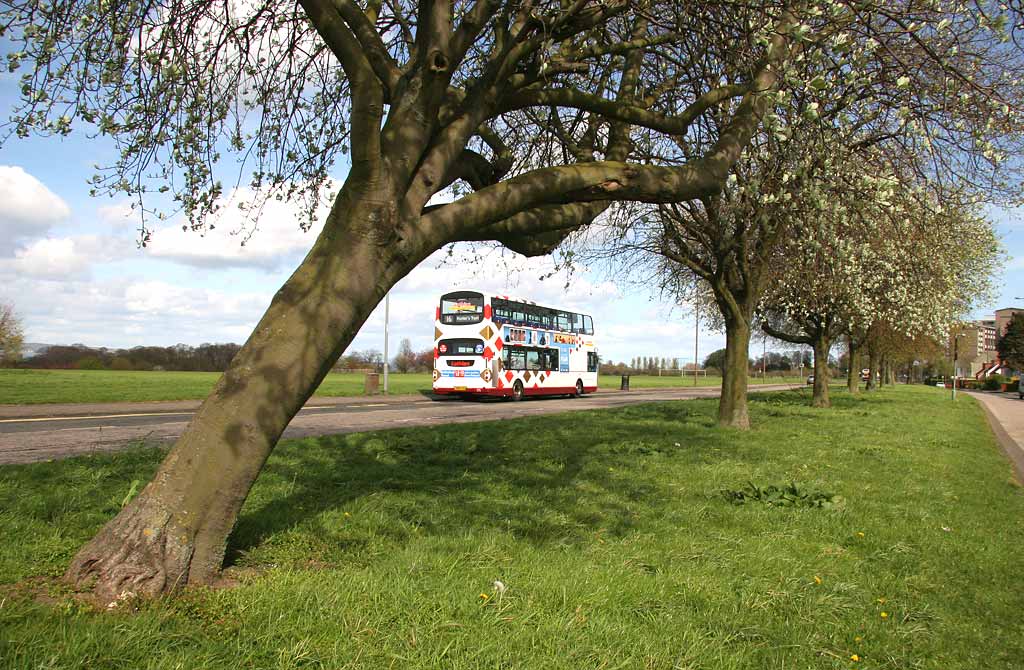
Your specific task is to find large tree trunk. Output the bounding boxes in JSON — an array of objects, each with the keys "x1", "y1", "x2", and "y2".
[
  {"x1": 866, "y1": 347, "x2": 878, "y2": 391},
  {"x1": 878, "y1": 356, "x2": 887, "y2": 387},
  {"x1": 65, "y1": 183, "x2": 429, "y2": 602},
  {"x1": 718, "y1": 316, "x2": 752, "y2": 429},
  {"x1": 811, "y1": 332, "x2": 831, "y2": 408},
  {"x1": 846, "y1": 336, "x2": 860, "y2": 395}
]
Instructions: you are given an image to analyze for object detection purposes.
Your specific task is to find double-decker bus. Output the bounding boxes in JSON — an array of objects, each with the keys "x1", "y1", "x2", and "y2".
[{"x1": 433, "y1": 290, "x2": 599, "y2": 399}]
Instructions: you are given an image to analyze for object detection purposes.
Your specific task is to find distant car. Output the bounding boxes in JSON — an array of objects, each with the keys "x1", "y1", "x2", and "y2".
[{"x1": 806, "y1": 375, "x2": 815, "y2": 385}]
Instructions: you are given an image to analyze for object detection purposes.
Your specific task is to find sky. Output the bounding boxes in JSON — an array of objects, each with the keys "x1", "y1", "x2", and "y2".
[{"x1": 0, "y1": 73, "x2": 1022, "y2": 367}]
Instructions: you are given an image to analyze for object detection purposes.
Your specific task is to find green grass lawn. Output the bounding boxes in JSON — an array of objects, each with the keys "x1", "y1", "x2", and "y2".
[
  {"x1": 0, "y1": 369, "x2": 433, "y2": 404},
  {"x1": 1, "y1": 386, "x2": 1021, "y2": 669},
  {"x1": 610, "y1": 373, "x2": 805, "y2": 388},
  {"x1": 0, "y1": 369, "x2": 802, "y2": 405}
]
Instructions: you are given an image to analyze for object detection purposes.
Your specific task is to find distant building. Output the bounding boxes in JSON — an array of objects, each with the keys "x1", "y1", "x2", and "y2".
[
  {"x1": 952, "y1": 306, "x2": 1023, "y2": 378},
  {"x1": 950, "y1": 321, "x2": 997, "y2": 377}
]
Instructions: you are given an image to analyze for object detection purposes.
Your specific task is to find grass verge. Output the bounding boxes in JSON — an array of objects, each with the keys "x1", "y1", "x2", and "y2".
[
  {"x1": 0, "y1": 369, "x2": 432, "y2": 404},
  {"x1": 1, "y1": 386, "x2": 1021, "y2": 669},
  {"x1": 0, "y1": 369, "x2": 802, "y2": 405}
]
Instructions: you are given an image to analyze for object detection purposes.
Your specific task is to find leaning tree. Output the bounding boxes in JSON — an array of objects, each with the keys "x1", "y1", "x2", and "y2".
[{"x1": 2, "y1": 0, "x2": 803, "y2": 598}]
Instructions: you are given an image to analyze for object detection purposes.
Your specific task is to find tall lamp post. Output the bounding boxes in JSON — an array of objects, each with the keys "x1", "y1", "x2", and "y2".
[
  {"x1": 383, "y1": 292, "x2": 390, "y2": 394},
  {"x1": 693, "y1": 302, "x2": 699, "y2": 387}
]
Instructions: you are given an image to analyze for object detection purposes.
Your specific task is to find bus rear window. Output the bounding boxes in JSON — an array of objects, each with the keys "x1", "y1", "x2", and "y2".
[
  {"x1": 438, "y1": 338, "x2": 484, "y2": 356},
  {"x1": 440, "y1": 292, "x2": 484, "y2": 324}
]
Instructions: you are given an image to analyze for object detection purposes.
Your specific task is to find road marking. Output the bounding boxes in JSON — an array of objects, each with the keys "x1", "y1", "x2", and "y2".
[{"x1": 0, "y1": 411, "x2": 195, "y2": 424}]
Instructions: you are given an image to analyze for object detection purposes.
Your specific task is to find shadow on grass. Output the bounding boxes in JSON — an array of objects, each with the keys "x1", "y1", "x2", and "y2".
[
  {"x1": 224, "y1": 390, "x2": 859, "y2": 566},
  {"x1": 226, "y1": 402, "x2": 719, "y2": 563}
]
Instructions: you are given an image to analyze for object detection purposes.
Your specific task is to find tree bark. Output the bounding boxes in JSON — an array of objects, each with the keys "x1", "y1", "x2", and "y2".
[
  {"x1": 811, "y1": 332, "x2": 831, "y2": 408},
  {"x1": 846, "y1": 335, "x2": 860, "y2": 395},
  {"x1": 878, "y1": 355, "x2": 887, "y2": 387},
  {"x1": 65, "y1": 182, "x2": 430, "y2": 602},
  {"x1": 718, "y1": 316, "x2": 752, "y2": 429},
  {"x1": 865, "y1": 347, "x2": 878, "y2": 391}
]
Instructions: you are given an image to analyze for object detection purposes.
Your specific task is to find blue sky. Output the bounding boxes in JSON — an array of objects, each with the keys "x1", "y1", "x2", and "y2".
[{"x1": 0, "y1": 70, "x2": 1021, "y2": 366}]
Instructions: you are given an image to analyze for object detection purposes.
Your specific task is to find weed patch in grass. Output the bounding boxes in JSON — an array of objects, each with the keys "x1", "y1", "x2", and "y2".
[
  {"x1": 722, "y1": 481, "x2": 844, "y2": 509},
  {"x1": 0, "y1": 386, "x2": 1021, "y2": 669}
]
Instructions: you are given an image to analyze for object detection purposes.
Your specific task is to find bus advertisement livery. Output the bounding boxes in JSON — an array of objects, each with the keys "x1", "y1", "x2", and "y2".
[{"x1": 433, "y1": 290, "x2": 599, "y2": 399}]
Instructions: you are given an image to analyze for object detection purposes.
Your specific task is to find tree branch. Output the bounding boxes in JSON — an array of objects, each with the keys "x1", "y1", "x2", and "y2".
[
  {"x1": 331, "y1": 0, "x2": 402, "y2": 94},
  {"x1": 501, "y1": 83, "x2": 749, "y2": 136}
]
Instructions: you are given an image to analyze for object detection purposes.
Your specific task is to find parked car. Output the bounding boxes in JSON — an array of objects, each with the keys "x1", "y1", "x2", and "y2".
[
  {"x1": 806, "y1": 375, "x2": 815, "y2": 385},
  {"x1": 1018, "y1": 377, "x2": 1023, "y2": 400}
]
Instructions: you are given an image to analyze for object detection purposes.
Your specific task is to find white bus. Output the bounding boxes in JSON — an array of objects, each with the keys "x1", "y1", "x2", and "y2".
[{"x1": 432, "y1": 290, "x2": 599, "y2": 399}]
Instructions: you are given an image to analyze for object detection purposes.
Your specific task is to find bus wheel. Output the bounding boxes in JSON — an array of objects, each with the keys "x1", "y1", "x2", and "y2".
[
  {"x1": 512, "y1": 381, "x2": 525, "y2": 401},
  {"x1": 575, "y1": 380, "x2": 584, "y2": 397}
]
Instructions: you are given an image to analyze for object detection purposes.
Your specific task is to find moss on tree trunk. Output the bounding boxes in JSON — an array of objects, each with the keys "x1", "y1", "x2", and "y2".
[
  {"x1": 812, "y1": 334, "x2": 831, "y2": 408},
  {"x1": 718, "y1": 318, "x2": 751, "y2": 429}
]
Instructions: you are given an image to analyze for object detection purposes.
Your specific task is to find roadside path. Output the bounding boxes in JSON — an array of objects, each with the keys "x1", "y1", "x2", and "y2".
[
  {"x1": 0, "y1": 384, "x2": 802, "y2": 465},
  {"x1": 964, "y1": 390, "x2": 1024, "y2": 484}
]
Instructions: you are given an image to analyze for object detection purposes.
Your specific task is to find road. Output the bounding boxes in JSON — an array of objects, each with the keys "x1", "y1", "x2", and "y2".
[{"x1": 0, "y1": 384, "x2": 802, "y2": 465}]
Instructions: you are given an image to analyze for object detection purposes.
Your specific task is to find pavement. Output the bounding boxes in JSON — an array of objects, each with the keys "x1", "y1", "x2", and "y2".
[
  {"x1": 963, "y1": 390, "x2": 1024, "y2": 484},
  {"x1": 0, "y1": 384, "x2": 803, "y2": 465}
]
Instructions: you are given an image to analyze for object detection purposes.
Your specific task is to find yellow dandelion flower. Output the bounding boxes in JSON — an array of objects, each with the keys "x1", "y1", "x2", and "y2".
[
  {"x1": 880, "y1": 611, "x2": 888, "y2": 619},
  {"x1": 856, "y1": 532, "x2": 865, "y2": 537},
  {"x1": 854, "y1": 636, "x2": 863, "y2": 643},
  {"x1": 344, "y1": 512, "x2": 351, "y2": 517},
  {"x1": 851, "y1": 654, "x2": 860, "y2": 662},
  {"x1": 813, "y1": 575, "x2": 822, "y2": 585},
  {"x1": 479, "y1": 593, "x2": 489, "y2": 600}
]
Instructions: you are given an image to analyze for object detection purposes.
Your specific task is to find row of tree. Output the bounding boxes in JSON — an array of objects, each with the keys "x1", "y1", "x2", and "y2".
[
  {"x1": 16, "y1": 343, "x2": 242, "y2": 372},
  {"x1": 7, "y1": 0, "x2": 1020, "y2": 599}
]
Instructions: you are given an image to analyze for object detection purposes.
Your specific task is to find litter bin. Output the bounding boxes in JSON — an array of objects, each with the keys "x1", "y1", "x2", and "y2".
[
  {"x1": 620, "y1": 375, "x2": 630, "y2": 391},
  {"x1": 364, "y1": 372, "x2": 380, "y2": 395}
]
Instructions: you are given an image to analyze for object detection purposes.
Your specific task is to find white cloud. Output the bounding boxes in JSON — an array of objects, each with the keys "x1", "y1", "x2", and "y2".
[
  {"x1": 7, "y1": 234, "x2": 133, "y2": 280},
  {"x1": 11, "y1": 238, "x2": 89, "y2": 279},
  {"x1": 2, "y1": 273, "x2": 271, "y2": 347},
  {"x1": 142, "y1": 187, "x2": 331, "y2": 270},
  {"x1": 0, "y1": 165, "x2": 71, "y2": 246},
  {"x1": 97, "y1": 201, "x2": 142, "y2": 232}
]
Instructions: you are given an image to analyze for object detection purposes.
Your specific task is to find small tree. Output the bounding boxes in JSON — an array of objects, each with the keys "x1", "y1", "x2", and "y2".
[
  {"x1": 0, "y1": 303, "x2": 25, "y2": 366},
  {"x1": 392, "y1": 338, "x2": 416, "y2": 373},
  {"x1": 703, "y1": 348, "x2": 727, "y2": 371},
  {"x1": 998, "y1": 314, "x2": 1024, "y2": 371}
]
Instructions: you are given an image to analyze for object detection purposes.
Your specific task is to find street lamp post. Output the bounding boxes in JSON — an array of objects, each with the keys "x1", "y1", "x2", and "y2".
[
  {"x1": 951, "y1": 329, "x2": 958, "y2": 402},
  {"x1": 383, "y1": 292, "x2": 390, "y2": 394},
  {"x1": 693, "y1": 302, "x2": 699, "y2": 386}
]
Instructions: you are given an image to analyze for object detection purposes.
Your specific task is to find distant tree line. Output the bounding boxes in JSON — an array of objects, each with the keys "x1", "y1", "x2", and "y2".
[
  {"x1": 21, "y1": 343, "x2": 244, "y2": 372},
  {"x1": 19, "y1": 338, "x2": 439, "y2": 374}
]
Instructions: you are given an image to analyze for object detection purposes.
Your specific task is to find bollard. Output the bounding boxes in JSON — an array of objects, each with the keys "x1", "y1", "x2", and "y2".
[{"x1": 620, "y1": 374, "x2": 630, "y2": 391}]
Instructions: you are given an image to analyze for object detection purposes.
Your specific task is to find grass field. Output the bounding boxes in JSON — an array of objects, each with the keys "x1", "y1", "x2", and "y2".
[
  {"x1": 1, "y1": 386, "x2": 1021, "y2": 669},
  {"x1": 0, "y1": 368, "x2": 803, "y2": 405},
  {"x1": 0, "y1": 369, "x2": 433, "y2": 404}
]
